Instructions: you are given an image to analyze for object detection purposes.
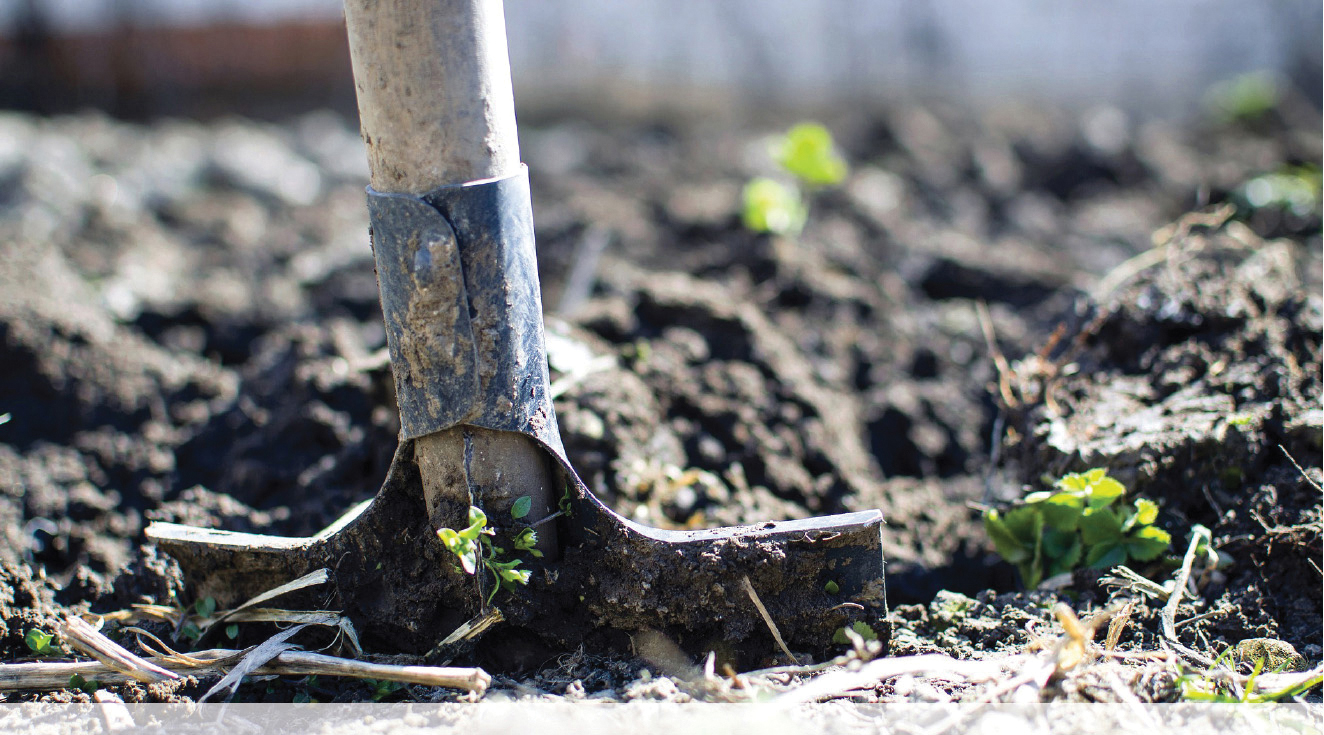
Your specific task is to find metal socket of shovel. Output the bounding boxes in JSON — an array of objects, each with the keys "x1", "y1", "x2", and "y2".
[{"x1": 146, "y1": 0, "x2": 885, "y2": 664}]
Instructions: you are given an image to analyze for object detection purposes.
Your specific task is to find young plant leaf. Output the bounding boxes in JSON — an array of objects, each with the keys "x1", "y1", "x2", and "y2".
[
  {"x1": 1125, "y1": 498, "x2": 1159, "y2": 530},
  {"x1": 1124, "y1": 525, "x2": 1172, "y2": 561},
  {"x1": 25, "y1": 629, "x2": 53, "y2": 656},
  {"x1": 510, "y1": 496, "x2": 533, "y2": 520},
  {"x1": 774, "y1": 123, "x2": 848, "y2": 187},
  {"x1": 1039, "y1": 493, "x2": 1085, "y2": 531},
  {"x1": 1042, "y1": 528, "x2": 1082, "y2": 572},
  {"x1": 742, "y1": 178, "x2": 806, "y2": 235},
  {"x1": 984, "y1": 510, "x2": 1032, "y2": 564},
  {"x1": 1085, "y1": 541, "x2": 1127, "y2": 569},
  {"x1": 195, "y1": 597, "x2": 217, "y2": 619},
  {"x1": 1079, "y1": 507, "x2": 1124, "y2": 545},
  {"x1": 1086, "y1": 476, "x2": 1126, "y2": 508}
]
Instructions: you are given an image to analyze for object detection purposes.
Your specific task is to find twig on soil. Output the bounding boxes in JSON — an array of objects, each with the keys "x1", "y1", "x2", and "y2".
[
  {"x1": 975, "y1": 300, "x2": 1016, "y2": 409},
  {"x1": 425, "y1": 606, "x2": 505, "y2": 665},
  {"x1": 740, "y1": 576, "x2": 797, "y2": 665},
  {"x1": 209, "y1": 568, "x2": 331, "y2": 629},
  {"x1": 776, "y1": 654, "x2": 1009, "y2": 704},
  {"x1": 123, "y1": 627, "x2": 213, "y2": 667},
  {"x1": 1279, "y1": 444, "x2": 1322, "y2": 492},
  {"x1": 0, "y1": 646, "x2": 491, "y2": 695},
  {"x1": 201, "y1": 625, "x2": 309, "y2": 702},
  {"x1": 1160, "y1": 526, "x2": 1214, "y2": 667},
  {"x1": 57, "y1": 616, "x2": 179, "y2": 684},
  {"x1": 982, "y1": 412, "x2": 1005, "y2": 506},
  {"x1": 1100, "y1": 565, "x2": 1172, "y2": 600},
  {"x1": 1104, "y1": 600, "x2": 1134, "y2": 651},
  {"x1": 1174, "y1": 609, "x2": 1224, "y2": 630},
  {"x1": 528, "y1": 510, "x2": 564, "y2": 530}
]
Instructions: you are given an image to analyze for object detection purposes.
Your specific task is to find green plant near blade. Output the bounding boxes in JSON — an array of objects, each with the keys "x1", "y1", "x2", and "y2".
[
  {"x1": 743, "y1": 122, "x2": 849, "y2": 235},
  {"x1": 984, "y1": 468, "x2": 1171, "y2": 588},
  {"x1": 437, "y1": 498, "x2": 543, "y2": 605}
]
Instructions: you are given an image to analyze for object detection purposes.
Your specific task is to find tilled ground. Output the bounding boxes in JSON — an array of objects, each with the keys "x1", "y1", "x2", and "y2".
[{"x1": 0, "y1": 98, "x2": 1318, "y2": 703}]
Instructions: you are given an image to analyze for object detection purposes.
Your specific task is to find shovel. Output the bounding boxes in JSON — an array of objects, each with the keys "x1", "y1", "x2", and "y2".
[{"x1": 147, "y1": 0, "x2": 885, "y2": 664}]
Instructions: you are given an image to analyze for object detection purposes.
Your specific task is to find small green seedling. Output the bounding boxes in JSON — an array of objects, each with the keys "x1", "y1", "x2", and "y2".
[
  {"x1": 833, "y1": 621, "x2": 878, "y2": 645},
  {"x1": 984, "y1": 468, "x2": 1171, "y2": 588},
  {"x1": 25, "y1": 629, "x2": 56, "y2": 656},
  {"x1": 742, "y1": 122, "x2": 849, "y2": 235},
  {"x1": 68, "y1": 674, "x2": 100, "y2": 694},
  {"x1": 824, "y1": 580, "x2": 840, "y2": 595},
  {"x1": 225, "y1": 624, "x2": 240, "y2": 640},
  {"x1": 194, "y1": 597, "x2": 217, "y2": 619},
  {"x1": 774, "y1": 123, "x2": 849, "y2": 188},
  {"x1": 1205, "y1": 71, "x2": 1279, "y2": 124},
  {"x1": 437, "y1": 498, "x2": 541, "y2": 604},
  {"x1": 1237, "y1": 164, "x2": 1322, "y2": 219},
  {"x1": 742, "y1": 178, "x2": 805, "y2": 235},
  {"x1": 365, "y1": 678, "x2": 404, "y2": 702},
  {"x1": 558, "y1": 482, "x2": 574, "y2": 517}
]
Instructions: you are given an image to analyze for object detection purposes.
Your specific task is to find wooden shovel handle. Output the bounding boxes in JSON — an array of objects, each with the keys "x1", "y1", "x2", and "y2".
[
  {"x1": 344, "y1": 0, "x2": 521, "y2": 193},
  {"x1": 342, "y1": 0, "x2": 557, "y2": 563}
]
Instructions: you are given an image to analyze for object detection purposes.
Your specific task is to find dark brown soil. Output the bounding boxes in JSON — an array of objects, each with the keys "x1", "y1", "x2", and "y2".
[{"x1": 0, "y1": 99, "x2": 1318, "y2": 702}]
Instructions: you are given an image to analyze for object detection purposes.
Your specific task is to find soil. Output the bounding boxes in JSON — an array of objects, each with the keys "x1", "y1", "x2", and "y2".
[{"x1": 0, "y1": 98, "x2": 1318, "y2": 703}]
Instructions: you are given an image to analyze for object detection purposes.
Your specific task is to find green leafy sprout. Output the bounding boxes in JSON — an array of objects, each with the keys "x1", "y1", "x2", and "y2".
[
  {"x1": 1236, "y1": 164, "x2": 1322, "y2": 219},
  {"x1": 984, "y1": 468, "x2": 1172, "y2": 588},
  {"x1": 832, "y1": 621, "x2": 878, "y2": 645},
  {"x1": 775, "y1": 122, "x2": 849, "y2": 187},
  {"x1": 437, "y1": 499, "x2": 543, "y2": 605},
  {"x1": 364, "y1": 678, "x2": 404, "y2": 702},
  {"x1": 743, "y1": 122, "x2": 849, "y2": 235},
  {"x1": 742, "y1": 178, "x2": 805, "y2": 235},
  {"x1": 25, "y1": 629, "x2": 57, "y2": 656},
  {"x1": 1205, "y1": 71, "x2": 1279, "y2": 124},
  {"x1": 68, "y1": 673, "x2": 100, "y2": 694}
]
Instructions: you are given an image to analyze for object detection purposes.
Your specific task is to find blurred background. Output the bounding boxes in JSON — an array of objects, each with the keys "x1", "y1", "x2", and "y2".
[{"x1": 1, "y1": 0, "x2": 1320, "y2": 121}]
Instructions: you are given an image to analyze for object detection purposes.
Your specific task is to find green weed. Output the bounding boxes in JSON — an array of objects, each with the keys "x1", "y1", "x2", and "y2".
[
  {"x1": 832, "y1": 621, "x2": 878, "y2": 645},
  {"x1": 1205, "y1": 72, "x2": 1279, "y2": 124},
  {"x1": 742, "y1": 122, "x2": 848, "y2": 235},
  {"x1": 437, "y1": 499, "x2": 542, "y2": 605},
  {"x1": 984, "y1": 468, "x2": 1171, "y2": 588},
  {"x1": 25, "y1": 629, "x2": 57, "y2": 656},
  {"x1": 68, "y1": 673, "x2": 100, "y2": 694},
  {"x1": 364, "y1": 678, "x2": 404, "y2": 702},
  {"x1": 1236, "y1": 164, "x2": 1322, "y2": 218}
]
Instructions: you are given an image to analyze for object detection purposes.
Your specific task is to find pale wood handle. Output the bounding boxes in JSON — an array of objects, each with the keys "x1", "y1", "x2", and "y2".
[
  {"x1": 344, "y1": 0, "x2": 521, "y2": 193},
  {"x1": 343, "y1": 0, "x2": 557, "y2": 565}
]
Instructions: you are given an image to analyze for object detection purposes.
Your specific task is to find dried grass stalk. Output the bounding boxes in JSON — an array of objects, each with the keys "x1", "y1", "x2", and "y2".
[
  {"x1": 0, "y1": 648, "x2": 490, "y2": 695},
  {"x1": 57, "y1": 616, "x2": 179, "y2": 684}
]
